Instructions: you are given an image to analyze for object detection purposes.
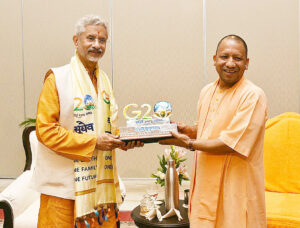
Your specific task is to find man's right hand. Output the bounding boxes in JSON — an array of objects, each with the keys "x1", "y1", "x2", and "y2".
[
  {"x1": 171, "y1": 121, "x2": 197, "y2": 139},
  {"x1": 175, "y1": 121, "x2": 189, "y2": 134},
  {"x1": 159, "y1": 131, "x2": 190, "y2": 148},
  {"x1": 96, "y1": 133, "x2": 125, "y2": 151}
]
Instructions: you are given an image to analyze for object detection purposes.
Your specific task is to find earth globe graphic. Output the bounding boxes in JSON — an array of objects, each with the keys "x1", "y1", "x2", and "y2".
[{"x1": 154, "y1": 101, "x2": 172, "y2": 118}]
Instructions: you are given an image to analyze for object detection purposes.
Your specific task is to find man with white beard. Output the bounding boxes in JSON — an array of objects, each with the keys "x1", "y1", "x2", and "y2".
[{"x1": 32, "y1": 15, "x2": 141, "y2": 227}]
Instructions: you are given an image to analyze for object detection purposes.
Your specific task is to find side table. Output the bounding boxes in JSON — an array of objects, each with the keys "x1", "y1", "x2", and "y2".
[{"x1": 131, "y1": 200, "x2": 189, "y2": 228}]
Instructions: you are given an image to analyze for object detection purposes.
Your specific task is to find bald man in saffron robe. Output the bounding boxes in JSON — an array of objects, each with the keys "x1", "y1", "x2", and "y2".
[{"x1": 160, "y1": 35, "x2": 267, "y2": 228}]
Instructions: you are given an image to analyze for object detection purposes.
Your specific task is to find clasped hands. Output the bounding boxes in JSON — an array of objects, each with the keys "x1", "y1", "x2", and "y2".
[{"x1": 96, "y1": 133, "x2": 144, "y2": 151}]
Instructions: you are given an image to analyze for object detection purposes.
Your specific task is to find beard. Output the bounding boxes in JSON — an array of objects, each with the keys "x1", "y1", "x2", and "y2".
[
  {"x1": 86, "y1": 55, "x2": 101, "y2": 62},
  {"x1": 86, "y1": 48, "x2": 103, "y2": 62}
]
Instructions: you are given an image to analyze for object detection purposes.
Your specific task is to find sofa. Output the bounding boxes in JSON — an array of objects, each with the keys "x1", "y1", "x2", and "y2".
[
  {"x1": 0, "y1": 126, "x2": 39, "y2": 228},
  {"x1": 0, "y1": 126, "x2": 126, "y2": 228},
  {"x1": 264, "y1": 112, "x2": 300, "y2": 227}
]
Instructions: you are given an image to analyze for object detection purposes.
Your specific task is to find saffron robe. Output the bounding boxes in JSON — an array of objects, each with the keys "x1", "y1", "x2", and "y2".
[{"x1": 189, "y1": 76, "x2": 268, "y2": 228}]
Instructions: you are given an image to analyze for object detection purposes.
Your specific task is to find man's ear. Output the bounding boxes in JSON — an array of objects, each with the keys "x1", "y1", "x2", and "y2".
[
  {"x1": 73, "y1": 35, "x2": 79, "y2": 48},
  {"x1": 245, "y1": 58, "x2": 249, "y2": 70},
  {"x1": 213, "y1": 55, "x2": 217, "y2": 66}
]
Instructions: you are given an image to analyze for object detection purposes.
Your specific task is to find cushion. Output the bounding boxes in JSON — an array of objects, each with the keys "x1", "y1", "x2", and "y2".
[
  {"x1": 14, "y1": 199, "x2": 40, "y2": 228},
  {"x1": 1, "y1": 171, "x2": 40, "y2": 217},
  {"x1": 264, "y1": 112, "x2": 300, "y2": 193},
  {"x1": 266, "y1": 191, "x2": 300, "y2": 227}
]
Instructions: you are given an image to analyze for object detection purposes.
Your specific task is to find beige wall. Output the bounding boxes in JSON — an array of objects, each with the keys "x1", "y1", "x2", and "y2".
[
  {"x1": 206, "y1": 0, "x2": 299, "y2": 118},
  {"x1": 0, "y1": 0, "x2": 299, "y2": 178},
  {"x1": 0, "y1": 0, "x2": 25, "y2": 177}
]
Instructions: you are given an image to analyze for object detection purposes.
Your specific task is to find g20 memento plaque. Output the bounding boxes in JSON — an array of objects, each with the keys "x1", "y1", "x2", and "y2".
[{"x1": 119, "y1": 101, "x2": 178, "y2": 143}]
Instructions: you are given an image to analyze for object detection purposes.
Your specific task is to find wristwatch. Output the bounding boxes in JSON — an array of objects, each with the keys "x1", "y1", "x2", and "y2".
[{"x1": 188, "y1": 139, "x2": 195, "y2": 151}]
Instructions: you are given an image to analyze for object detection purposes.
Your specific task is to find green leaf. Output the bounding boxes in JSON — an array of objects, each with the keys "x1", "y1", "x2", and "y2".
[
  {"x1": 157, "y1": 178, "x2": 165, "y2": 187},
  {"x1": 161, "y1": 155, "x2": 167, "y2": 171},
  {"x1": 159, "y1": 160, "x2": 163, "y2": 168},
  {"x1": 157, "y1": 155, "x2": 163, "y2": 165},
  {"x1": 19, "y1": 118, "x2": 36, "y2": 128},
  {"x1": 162, "y1": 167, "x2": 166, "y2": 173},
  {"x1": 162, "y1": 155, "x2": 166, "y2": 164},
  {"x1": 162, "y1": 162, "x2": 167, "y2": 173},
  {"x1": 170, "y1": 145, "x2": 176, "y2": 153},
  {"x1": 159, "y1": 155, "x2": 165, "y2": 168}
]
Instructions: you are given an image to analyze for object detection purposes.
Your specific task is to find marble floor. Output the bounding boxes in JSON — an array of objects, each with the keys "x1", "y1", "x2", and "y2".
[{"x1": 0, "y1": 178, "x2": 190, "y2": 228}]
